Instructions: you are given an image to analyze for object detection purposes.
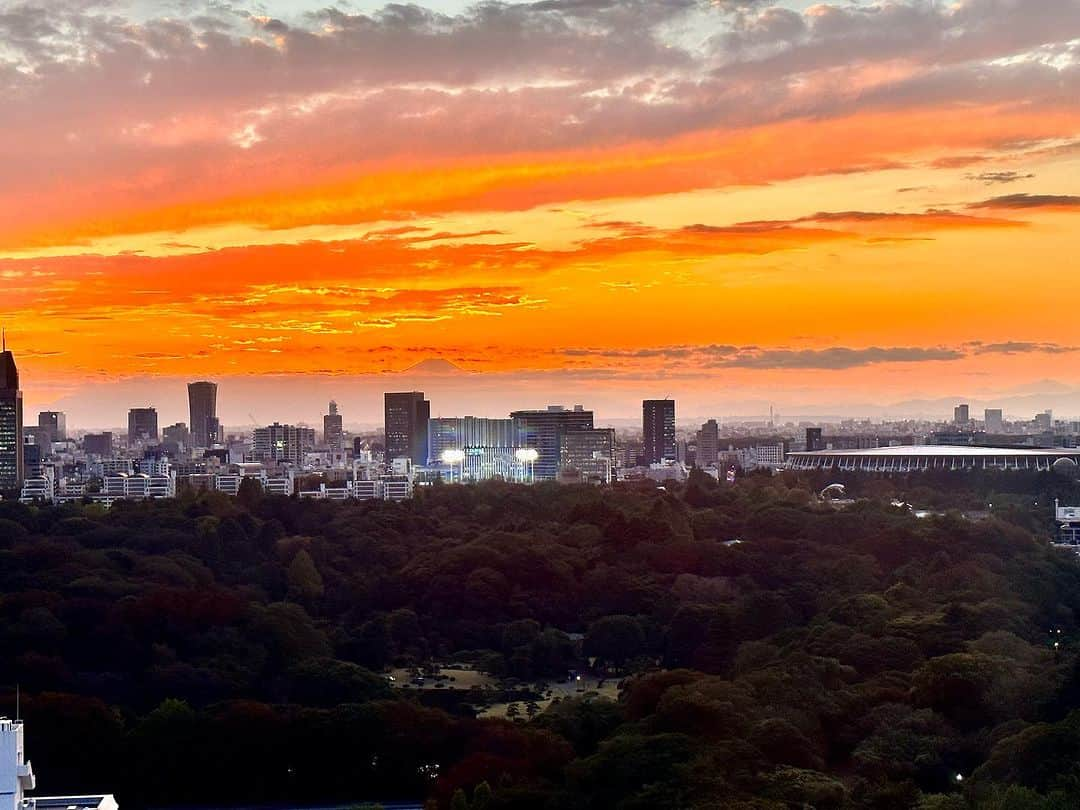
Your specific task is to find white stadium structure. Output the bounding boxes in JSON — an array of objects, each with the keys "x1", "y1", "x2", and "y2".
[{"x1": 786, "y1": 445, "x2": 1080, "y2": 473}]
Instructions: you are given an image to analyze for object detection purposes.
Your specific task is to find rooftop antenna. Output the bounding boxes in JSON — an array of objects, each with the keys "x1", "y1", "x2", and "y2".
[{"x1": 2, "y1": 327, "x2": 6, "y2": 352}]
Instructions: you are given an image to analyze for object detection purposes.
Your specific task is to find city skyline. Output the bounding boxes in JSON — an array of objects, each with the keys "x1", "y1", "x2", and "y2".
[
  {"x1": 6, "y1": 3, "x2": 1080, "y2": 804},
  {"x1": 10, "y1": 359, "x2": 1080, "y2": 431},
  {"x1": 0, "y1": 0, "x2": 1078, "y2": 422}
]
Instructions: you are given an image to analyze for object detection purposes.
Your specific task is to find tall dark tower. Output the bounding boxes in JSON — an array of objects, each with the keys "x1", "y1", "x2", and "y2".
[
  {"x1": 0, "y1": 331, "x2": 24, "y2": 491},
  {"x1": 324, "y1": 400, "x2": 344, "y2": 454},
  {"x1": 642, "y1": 399, "x2": 676, "y2": 464},
  {"x1": 384, "y1": 391, "x2": 430, "y2": 465},
  {"x1": 188, "y1": 381, "x2": 218, "y2": 448}
]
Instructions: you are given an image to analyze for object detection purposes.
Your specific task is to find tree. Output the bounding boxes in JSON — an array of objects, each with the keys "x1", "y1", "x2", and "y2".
[
  {"x1": 287, "y1": 549, "x2": 325, "y2": 602},
  {"x1": 238, "y1": 476, "x2": 264, "y2": 508},
  {"x1": 472, "y1": 781, "x2": 493, "y2": 810},
  {"x1": 584, "y1": 615, "x2": 646, "y2": 666}
]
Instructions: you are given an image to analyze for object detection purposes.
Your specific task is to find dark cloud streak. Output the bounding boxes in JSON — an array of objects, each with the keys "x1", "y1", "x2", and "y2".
[
  {"x1": 562, "y1": 340, "x2": 1080, "y2": 371},
  {"x1": 969, "y1": 194, "x2": 1080, "y2": 210}
]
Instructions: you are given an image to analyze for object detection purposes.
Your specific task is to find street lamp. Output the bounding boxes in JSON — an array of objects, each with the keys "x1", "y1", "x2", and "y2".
[
  {"x1": 441, "y1": 448, "x2": 466, "y2": 483},
  {"x1": 515, "y1": 447, "x2": 539, "y2": 483}
]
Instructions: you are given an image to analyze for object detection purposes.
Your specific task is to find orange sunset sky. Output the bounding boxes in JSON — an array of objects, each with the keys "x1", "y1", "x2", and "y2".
[{"x1": 2, "y1": 0, "x2": 1079, "y2": 427}]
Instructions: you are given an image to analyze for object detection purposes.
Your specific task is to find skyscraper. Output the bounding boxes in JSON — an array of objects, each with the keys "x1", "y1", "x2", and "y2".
[
  {"x1": 954, "y1": 404, "x2": 970, "y2": 426},
  {"x1": 324, "y1": 400, "x2": 344, "y2": 454},
  {"x1": 37, "y1": 411, "x2": 66, "y2": 443},
  {"x1": 642, "y1": 399, "x2": 676, "y2": 464},
  {"x1": 805, "y1": 427, "x2": 825, "y2": 452},
  {"x1": 0, "y1": 338, "x2": 24, "y2": 491},
  {"x1": 188, "y1": 381, "x2": 218, "y2": 448},
  {"x1": 384, "y1": 391, "x2": 430, "y2": 465},
  {"x1": 510, "y1": 405, "x2": 594, "y2": 481},
  {"x1": 128, "y1": 407, "x2": 159, "y2": 446},
  {"x1": 985, "y1": 409, "x2": 1004, "y2": 434},
  {"x1": 698, "y1": 419, "x2": 720, "y2": 466}
]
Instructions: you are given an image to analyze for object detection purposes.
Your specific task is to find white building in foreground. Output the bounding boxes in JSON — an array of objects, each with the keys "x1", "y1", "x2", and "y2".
[
  {"x1": 0, "y1": 718, "x2": 34, "y2": 810},
  {"x1": 1, "y1": 718, "x2": 116, "y2": 810}
]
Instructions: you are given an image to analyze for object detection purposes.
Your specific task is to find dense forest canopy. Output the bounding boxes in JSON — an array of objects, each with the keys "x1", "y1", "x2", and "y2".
[{"x1": 3, "y1": 468, "x2": 1080, "y2": 809}]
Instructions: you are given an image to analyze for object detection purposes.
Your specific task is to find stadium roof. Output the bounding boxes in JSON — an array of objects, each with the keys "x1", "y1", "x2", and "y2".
[
  {"x1": 793, "y1": 445, "x2": 1076, "y2": 458},
  {"x1": 787, "y1": 445, "x2": 1080, "y2": 472}
]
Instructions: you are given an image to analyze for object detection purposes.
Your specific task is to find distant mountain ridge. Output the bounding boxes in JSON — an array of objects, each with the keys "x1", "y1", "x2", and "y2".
[{"x1": 401, "y1": 358, "x2": 466, "y2": 375}]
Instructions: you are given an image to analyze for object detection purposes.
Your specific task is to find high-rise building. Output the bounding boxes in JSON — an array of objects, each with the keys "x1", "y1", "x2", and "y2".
[
  {"x1": 23, "y1": 439, "x2": 42, "y2": 479},
  {"x1": 427, "y1": 416, "x2": 525, "y2": 463},
  {"x1": 698, "y1": 419, "x2": 720, "y2": 466},
  {"x1": 127, "y1": 407, "x2": 159, "y2": 446},
  {"x1": 206, "y1": 417, "x2": 221, "y2": 446},
  {"x1": 618, "y1": 439, "x2": 644, "y2": 469},
  {"x1": 954, "y1": 404, "x2": 970, "y2": 426},
  {"x1": 642, "y1": 399, "x2": 676, "y2": 464},
  {"x1": 561, "y1": 428, "x2": 616, "y2": 483},
  {"x1": 984, "y1": 409, "x2": 1004, "y2": 434},
  {"x1": 426, "y1": 416, "x2": 528, "y2": 480},
  {"x1": 252, "y1": 422, "x2": 315, "y2": 464},
  {"x1": 0, "y1": 340, "x2": 24, "y2": 491},
  {"x1": 37, "y1": 411, "x2": 66, "y2": 443},
  {"x1": 805, "y1": 427, "x2": 825, "y2": 452},
  {"x1": 510, "y1": 405, "x2": 594, "y2": 481},
  {"x1": 384, "y1": 391, "x2": 430, "y2": 465},
  {"x1": 324, "y1": 400, "x2": 344, "y2": 454},
  {"x1": 163, "y1": 422, "x2": 191, "y2": 448},
  {"x1": 84, "y1": 432, "x2": 114, "y2": 457},
  {"x1": 188, "y1": 381, "x2": 218, "y2": 448},
  {"x1": 1035, "y1": 411, "x2": 1053, "y2": 433}
]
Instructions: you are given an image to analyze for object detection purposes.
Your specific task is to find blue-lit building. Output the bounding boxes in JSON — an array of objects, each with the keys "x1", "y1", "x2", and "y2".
[
  {"x1": 427, "y1": 416, "x2": 528, "y2": 481},
  {"x1": 510, "y1": 405, "x2": 594, "y2": 481}
]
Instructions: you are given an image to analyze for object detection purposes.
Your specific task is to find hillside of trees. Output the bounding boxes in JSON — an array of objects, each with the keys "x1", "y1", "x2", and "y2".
[{"x1": 4, "y1": 469, "x2": 1080, "y2": 809}]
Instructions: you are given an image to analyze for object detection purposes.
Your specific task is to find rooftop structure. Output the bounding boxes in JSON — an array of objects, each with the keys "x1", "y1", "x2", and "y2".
[
  {"x1": 1, "y1": 718, "x2": 116, "y2": 810},
  {"x1": 788, "y1": 445, "x2": 1080, "y2": 472},
  {"x1": 0, "y1": 718, "x2": 34, "y2": 810}
]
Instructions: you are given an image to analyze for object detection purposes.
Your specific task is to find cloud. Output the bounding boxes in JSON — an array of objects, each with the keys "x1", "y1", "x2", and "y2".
[
  {"x1": 1, "y1": 0, "x2": 1078, "y2": 249},
  {"x1": 968, "y1": 341, "x2": 1078, "y2": 355},
  {"x1": 969, "y1": 194, "x2": 1080, "y2": 210},
  {"x1": 966, "y1": 171, "x2": 1035, "y2": 185},
  {"x1": 561, "y1": 340, "x2": 1080, "y2": 371},
  {"x1": 708, "y1": 346, "x2": 965, "y2": 370},
  {"x1": 728, "y1": 208, "x2": 1024, "y2": 235}
]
